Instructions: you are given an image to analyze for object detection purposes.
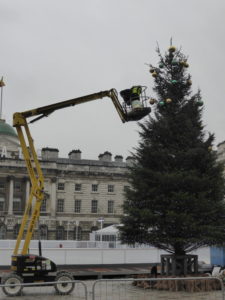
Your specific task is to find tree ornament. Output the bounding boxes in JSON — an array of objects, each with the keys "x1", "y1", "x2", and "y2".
[
  {"x1": 159, "y1": 63, "x2": 164, "y2": 68},
  {"x1": 159, "y1": 101, "x2": 165, "y2": 106},
  {"x1": 149, "y1": 98, "x2": 156, "y2": 105},
  {"x1": 171, "y1": 80, "x2": 178, "y2": 84},
  {"x1": 149, "y1": 68, "x2": 155, "y2": 73},
  {"x1": 197, "y1": 100, "x2": 203, "y2": 106},
  {"x1": 152, "y1": 71, "x2": 157, "y2": 77},
  {"x1": 168, "y1": 46, "x2": 176, "y2": 52},
  {"x1": 166, "y1": 98, "x2": 172, "y2": 104},
  {"x1": 208, "y1": 146, "x2": 213, "y2": 152},
  {"x1": 187, "y1": 80, "x2": 192, "y2": 85},
  {"x1": 180, "y1": 61, "x2": 189, "y2": 68},
  {"x1": 172, "y1": 60, "x2": 178, "y2": 65}
]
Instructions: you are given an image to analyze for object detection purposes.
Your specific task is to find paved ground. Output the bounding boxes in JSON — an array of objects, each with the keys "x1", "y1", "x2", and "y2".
[
  {"x1": 0, "y1": 279, "x2": 223, "y2": 300},
  {"x1": 1, "y1": 265, "x2": 222, "y2": 300}
]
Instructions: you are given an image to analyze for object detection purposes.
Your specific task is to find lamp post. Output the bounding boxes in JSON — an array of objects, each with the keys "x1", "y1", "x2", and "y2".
[{"x1": 98, "y1": 217, "x2": 104, "y2": 248}]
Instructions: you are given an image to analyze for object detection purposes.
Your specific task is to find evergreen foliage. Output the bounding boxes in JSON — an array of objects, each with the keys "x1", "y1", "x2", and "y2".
[{"x1": 120, "y1": 44, "x2": 225, "y2": 255}]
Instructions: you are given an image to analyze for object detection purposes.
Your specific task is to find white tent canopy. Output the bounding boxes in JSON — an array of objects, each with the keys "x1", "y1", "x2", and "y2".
[{"x1": 94, "y1": 224, "x2": 122, "y2": 234}]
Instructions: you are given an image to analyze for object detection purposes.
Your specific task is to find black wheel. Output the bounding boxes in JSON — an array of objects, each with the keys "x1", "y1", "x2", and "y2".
[
  {"x1": 55, "y1": 270, "x2": 68, "y2": 276},
  {"x1": 2, "y1": 274, "x2": 23, "y2": 296},
  {"x1": 54, "y1": 272, "x2": 75, "y2": 295}
]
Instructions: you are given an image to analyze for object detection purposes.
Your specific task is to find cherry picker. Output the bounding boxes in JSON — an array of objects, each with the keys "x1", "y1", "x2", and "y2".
[{"x1": 2, "y1": 86, "x2": 150, "y2": 296}]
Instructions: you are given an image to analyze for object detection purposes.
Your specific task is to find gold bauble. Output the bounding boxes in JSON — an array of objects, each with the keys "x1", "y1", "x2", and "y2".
[
  {"x1": 166, "y1": 98, "x2": 172, "y2": 103},
  {"x1": 152, "y1": 71, "x2": 157, "y2": 77},
  {"x1": 168, "y1": 46, "x2": 176, "y2": 52},
  {"x1": 149, "y1": 98, "x2": 156, "y2": 105},
  {"x1": 208, "y1": 146, "x2": 213, "y2": 152},
  {"x1": 181, "y1": 61, "x2": 189, "y2": 68},
  {"x1": 187, "y1": 80, "x2": 192, "y2": 85}
]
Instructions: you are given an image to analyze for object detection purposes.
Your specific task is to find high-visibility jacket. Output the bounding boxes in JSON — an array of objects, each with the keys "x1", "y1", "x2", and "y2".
[{"x1": 131, "y1": 86, "x2": 142, "y2": 95}]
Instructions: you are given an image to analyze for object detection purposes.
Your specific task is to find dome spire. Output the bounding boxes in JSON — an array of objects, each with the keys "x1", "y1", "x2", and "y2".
[{"x1": 0, "y1": 77, "x2": 5, "y2": 120}]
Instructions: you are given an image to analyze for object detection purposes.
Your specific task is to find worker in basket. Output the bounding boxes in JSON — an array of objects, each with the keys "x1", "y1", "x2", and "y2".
[
  {"x1": 120, "y1": 86, "x2": 143, "y2": 109},
  {"x1": 130, "y1": 86, "x2": 143, "y2": 110}
]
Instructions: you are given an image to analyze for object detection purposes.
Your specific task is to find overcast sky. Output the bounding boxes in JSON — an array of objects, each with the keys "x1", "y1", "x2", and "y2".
[{"x1": 1, "y1": 0, "x2": 225, "y2": 160}]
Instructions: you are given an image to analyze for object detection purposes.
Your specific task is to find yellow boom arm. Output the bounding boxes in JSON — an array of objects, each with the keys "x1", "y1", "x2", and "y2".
[{"x1": 12, "y1": 88, "x2": 150, "y2": 255}]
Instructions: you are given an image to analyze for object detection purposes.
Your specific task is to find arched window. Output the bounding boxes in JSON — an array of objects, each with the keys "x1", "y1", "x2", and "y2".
[
  {"x1": 74, "y1": 226, "x2": 82, "y2": 240},
  {"x1": 0, "y1": 223, "x2": 6, "y2": 239},
  {"x1": 39, "y1": 224, "x2": 48, "y2": 240},
  {"x1": 13, "y1": 224, "x2": 20, "y2": 239},
  {"x1": 56, "y1": 226, "x2": 65, "y2": 240}
]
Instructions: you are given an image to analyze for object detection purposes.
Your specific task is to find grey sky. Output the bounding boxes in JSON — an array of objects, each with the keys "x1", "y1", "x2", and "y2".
[{"x1": 1, "y1": 0, "x2": 225, "y2": 159}]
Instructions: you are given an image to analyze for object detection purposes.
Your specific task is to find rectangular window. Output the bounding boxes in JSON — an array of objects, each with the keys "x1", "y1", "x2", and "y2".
[
  {"x1": 0, "y1": 197, "x2": 5, "y2": 212},
  {"x1": 92, "y1": 184, "x2": 98, "y2": 192},
  {"x1": 108, "y1": 185, "x2": 114, "y2": 193},
  {"x1": 40, "y1": 199, "x2": 47, "y2": 212},
  {"x1": 56, "y1": 226, "x2": 64, "y2": 240},
  {"x1": 0, "y1": 181, "x2": 5, "y2": 189},
  {"x1": 91, "y1": 200, "x2": 98, "y2": 213},
  {"x1": 57, "y1": 199, "x2": 64, "y2": 212},
  {"x1": 57, "y1": 183, "x2": 65, "y2": 190},
  {"x1": 75, "y1": 184, "x2": 82, "y2": 191},
  {"x1": 39, "y1": 225, "x2": 48, "y2": 240},
  {"x1": 14, "y1": 181, "x2": 21, "y2": 192},
  {"x1": 74, "y1": 199, "x2": 81, "y2": 213},
  {"x1": 13, "y1": 198, "x2": 21, "y2": 213},
  {"x1": 108, "y1": 200, "x2": 114, "y2": 213}
]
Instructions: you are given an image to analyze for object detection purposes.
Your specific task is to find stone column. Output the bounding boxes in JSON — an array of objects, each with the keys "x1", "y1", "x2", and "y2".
[
  {"x1": 7, "y1": 176, "x2": 14, "y2": 215},
  {"x1": 50, "y1": 177, "x2": 57, "y2": 217}
]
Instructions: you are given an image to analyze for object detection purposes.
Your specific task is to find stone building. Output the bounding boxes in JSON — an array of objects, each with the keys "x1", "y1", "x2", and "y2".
[
  {"x1": 0, "y1": 119, "x2": 132, "y2": 241},
  {"x1": 217, "y1": 141, "x2": 225, "y2": 164}
]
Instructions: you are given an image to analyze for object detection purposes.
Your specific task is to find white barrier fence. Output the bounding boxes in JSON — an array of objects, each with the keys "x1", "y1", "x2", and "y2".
[{"x1": 0, "y1": 241, "x2": 210, "y2": 266}]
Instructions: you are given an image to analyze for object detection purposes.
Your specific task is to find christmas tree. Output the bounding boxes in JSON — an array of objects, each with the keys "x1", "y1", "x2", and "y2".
[{"x1": 120, "y1": 44, "x2": 225, "y2": 270}]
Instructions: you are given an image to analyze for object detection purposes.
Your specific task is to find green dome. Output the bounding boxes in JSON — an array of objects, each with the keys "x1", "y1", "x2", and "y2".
[{"x1": 0, "y1": 119, "x2": 17, "y2": 137}]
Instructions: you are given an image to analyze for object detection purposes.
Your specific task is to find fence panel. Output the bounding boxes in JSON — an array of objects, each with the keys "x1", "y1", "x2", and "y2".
[{"x1": 92, "y1": 277, "x2": 224, "y2": 300}]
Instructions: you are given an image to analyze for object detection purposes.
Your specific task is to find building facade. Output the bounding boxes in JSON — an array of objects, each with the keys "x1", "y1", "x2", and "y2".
[
  {"x1": 217, "y1": 141, "x2": 225, "y2": 164},
  {"x1": 0, "y1": 119, "x2": 131, "y2": 241}
]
